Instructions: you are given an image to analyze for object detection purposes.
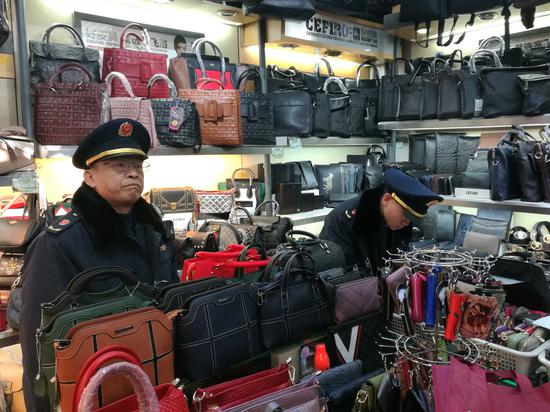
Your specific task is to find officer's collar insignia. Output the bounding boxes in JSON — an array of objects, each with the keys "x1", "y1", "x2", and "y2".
[
  {"x1": 59, "y1": 219, "x2": 70, "y2": 226},
  {"x1": 160, "y1": 244, "x2": 167, "y2": 252},
  {"x1": 118, "y1": 122, "x2": 133, "y2": 137}
]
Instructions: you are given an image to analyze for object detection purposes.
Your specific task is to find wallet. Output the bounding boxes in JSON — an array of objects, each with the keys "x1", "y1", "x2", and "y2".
[{"x1": 385, "y1": 266, "x2": 409, "y2": 313}]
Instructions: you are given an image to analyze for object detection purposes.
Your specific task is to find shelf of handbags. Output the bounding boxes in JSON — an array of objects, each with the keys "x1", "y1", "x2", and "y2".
[{"x1": 440, "y1": 195, "x2": 550, "y2": 215}]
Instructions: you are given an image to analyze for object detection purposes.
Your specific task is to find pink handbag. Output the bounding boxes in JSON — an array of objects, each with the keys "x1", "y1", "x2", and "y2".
[{"x1": 105, "y1": 71, "x2": 158, "y2": 151}]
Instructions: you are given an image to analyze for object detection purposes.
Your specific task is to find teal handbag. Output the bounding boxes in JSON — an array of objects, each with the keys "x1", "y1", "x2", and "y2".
[{"x1": 34, "y1": 266, "x2": 157, "y2": 404}]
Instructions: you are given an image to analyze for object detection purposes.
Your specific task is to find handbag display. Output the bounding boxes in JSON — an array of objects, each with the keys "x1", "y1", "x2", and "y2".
[
  {"x1": 480, "y1": 63, "x2": 550, "y2": 117},
  {"x1": 397, "y1": 61, "x2": 431, "y2": 121},
  {"x1": 74, "y1": 347, "x2": 187, "y2": 412},
  {"x1": 105, "y1": 71, "x2": 159, "y2": 150},
  {"x1": 283, "y1": 230, "x2": 345, "y2": 273},
  {"x1": 518, "y1": 73, "x2": 550, "y2": 116},
  {"x1": 420, "y1": 58, "x2": 445, "y2": 120},
  {"x1": 147, "y1": 187, "x2": 194, "y2": 214},
  {"x1": 437, "y1": 51, "x2": 463, "y2": 120},
  {"x1": 179, "y1": 77, "x2": 243, "y2": 146},
  {"x1": 228, "y1": 207, "x2": 265, "y2": 246},
  {"x1": 251, "y1": 200, "x2": 294, "y2": 251},
  {"x1": 242, "y1": 0, "x2": 316, "y2": 19},
  {"x1": 0, "y1": 127, "x2": 33, "y2": 175},
  {"x1": 378, "y1": 58, "x2": 414, "y2": 121},
  {"x1": 102, "y1": 23, "x2": 169, "y2": 98},
  {"x1": 174, "y1": 282, "x2": 262, "y2": 380},
  {"x1": 272, "y1": 86, "x2": 314, "y2": 137},
  {"x1": 194, "y1": 189, "x2": 235, "y2": 216},
  {"x1": 334, "y1": 277, "x2": 380, "y2": 324},
  {"x1": 174, "y1": 230, "x2": 218, "y2": 267},
  {"x1": 199, "y1": 221, "x2": 242, "y2": 249},
  {"x1": 55, "y1": 307, "x2": 174, "y2": 412},
  {"x1": 304, "y1": 57, "x2": 338, "y2": 92},
  {"x1": 33, "y1": 62, "x2": 104, "y2": 145},
  {"x1": 313, "y1": 77, "x2": 352, "y2": 138},
  {"x1": 192, "y1": 363, "x2": 293, "y2": 412},
  {"x1": 255, "y1": 253, "x2": 332, "y2": 349},
  {"x1": 154, "y1": 276, "x2": 227, "y2": 312},
  {"x1": 147, "y1": 74, "x2": 199, "y2": 148},
  {"x1": 29, "y1": 23, "x2": 101, "y2": 84},
  {"x1": 346, "y1": 62, "x2": 381, "y2": 135},
  {"x1": 266, "y1": 64, "x2": 304, "y2": 92},
  {"x1": 236, "y1": 68, "x2": 276, "y2": 145},
  {"x1": 488, "y1": 140, "x2": 520, "y2": 201}
]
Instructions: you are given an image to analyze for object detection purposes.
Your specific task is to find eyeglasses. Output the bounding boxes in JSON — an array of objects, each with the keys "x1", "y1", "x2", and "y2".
[{"x1": 96, "y1": 160, "x2": 150, "y2": 174}]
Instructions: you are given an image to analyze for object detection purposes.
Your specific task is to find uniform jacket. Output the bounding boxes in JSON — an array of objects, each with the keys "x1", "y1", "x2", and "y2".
[
  {"x1": 20, "y1": 183, "x2": 179, "y2": 412},
  {"x1": 320, "y1": 185, "x2": 411, "y2": 271}
]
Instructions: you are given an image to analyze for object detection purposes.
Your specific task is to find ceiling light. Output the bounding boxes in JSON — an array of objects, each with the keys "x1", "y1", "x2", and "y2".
[
  {"x1": 280, "y1": 43, "x2": 298, "y2": 49},
  {"x1": 478, "y1": 11, "x2": 497, "y2": 20},
  {"x1": 217, "y1": 9, "x2": 239, "y2": 17}
]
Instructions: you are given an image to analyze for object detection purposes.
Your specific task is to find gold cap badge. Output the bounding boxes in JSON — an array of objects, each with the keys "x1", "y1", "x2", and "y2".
[{"x1": 118, "y1": 122, "x2": 133, "y2": 137}]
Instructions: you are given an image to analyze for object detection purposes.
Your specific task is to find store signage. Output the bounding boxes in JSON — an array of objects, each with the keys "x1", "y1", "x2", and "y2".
[
  {"x1": 284, "y1": 13, "x2": 388, "y2": 52},
  {"x1": 512, "y1": 32, "x2": 550, "y2": 51}
]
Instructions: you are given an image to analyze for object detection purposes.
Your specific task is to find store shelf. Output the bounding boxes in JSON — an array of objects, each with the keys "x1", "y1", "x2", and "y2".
[
  {"x1": 441, "y1": 196, "x2": 550, "y2": 214},
  {"x1": 282, "y1": 207, "x2": 332, "y2": 225},
  {"x1": 0, "y1": 328, "x2": 19, "y2": 348},
  {"x1": 295, "y1": 137, "x2": 388, "y2": 147},
  {"x1": 378, "y1": 115, "x2": 550, "y2": 132},
  {"x1": 0, "y1": 168, "x2": 37, "y2": 187}
]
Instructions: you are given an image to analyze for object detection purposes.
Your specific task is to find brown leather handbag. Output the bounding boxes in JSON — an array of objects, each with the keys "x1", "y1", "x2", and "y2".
[
  {"x1": 54, "y1": 307, "x2": 174, "y2": 412},
  {"x1": 179, "y1": 78, "x2": 242, "y2": 146},
  {"x1": 33, "y1": 62, "x2": 104, "y2": 145}
]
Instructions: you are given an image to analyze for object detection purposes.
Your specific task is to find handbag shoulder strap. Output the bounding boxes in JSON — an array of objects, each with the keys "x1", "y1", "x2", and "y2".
[
  {"x1": 356, "y1": 62, "x2": 380, "y2": 85},
  {"x1": 237, "y1": 68, "x2": 261, "y2": 91},
  {"x1": 314, "y1": 57, "x2": 335, "y2": 77},
  {"x1": 194, "y1": 39, "x2": 227, "y2": 86},
  {"x1": 43, "y1": 24, "x2": 87, "y2": 59},
  {"x1": 231, "y1": 168, "x2": 254, "y2": 187},
  {"x1": 119, "y1": 23, "x2": 151, "y2": 51},
  {"x1": 47, "y1": 62, "x2": 92, "y2": 86},
  {"x1": 147, "y1": 74, "x2": 177, "y2": 98},
  {"x1": 254, "y1": 200, "x2": 280, "y2": 217},
  {"x1": 105, "y1": 71, "x2": 136, "y2": 97},
  {"x1": 469, "y1": 49, "x2": 502, "y2": 74}
]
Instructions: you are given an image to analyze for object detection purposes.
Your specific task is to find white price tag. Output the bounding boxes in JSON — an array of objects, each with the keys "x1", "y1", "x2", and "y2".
[{"x1": 474, "y1": 99, "x2": 483, "y2": 116}]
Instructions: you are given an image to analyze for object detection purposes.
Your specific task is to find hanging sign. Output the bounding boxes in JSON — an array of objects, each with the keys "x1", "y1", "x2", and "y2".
[{"x1": 284, "y1": 13, "x2": 389, "y2": 52}]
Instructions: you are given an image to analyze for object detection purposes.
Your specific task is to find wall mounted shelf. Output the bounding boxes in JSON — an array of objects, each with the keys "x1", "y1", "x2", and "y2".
[{"x1": 441, "y1": 195, "x2": 550, "y2": 214}]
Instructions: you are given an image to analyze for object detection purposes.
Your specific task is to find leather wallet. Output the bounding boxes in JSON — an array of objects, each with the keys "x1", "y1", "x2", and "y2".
[
  {"x1": 385, "y1": 266, "x2": 409, "y2": 312},
  {"x1": 463, "y1": 231, "x2": 501, "y2": 256}
]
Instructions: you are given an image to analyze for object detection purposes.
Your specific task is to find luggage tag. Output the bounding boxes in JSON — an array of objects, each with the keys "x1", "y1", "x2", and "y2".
[{"x1": 169, "y1": 102, "x2": 187, "y2": 131}]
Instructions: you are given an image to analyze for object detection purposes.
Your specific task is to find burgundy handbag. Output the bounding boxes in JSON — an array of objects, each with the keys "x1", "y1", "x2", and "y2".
[
  {"x1": 33, "y1": 62, "x2": 104, "y2": 145},
  {"x1": 334, "y1": 276, "x2": 380, "y2": 324},
  {"x1": 102, "y1": 23, "x2": 168, "y2": 98}
]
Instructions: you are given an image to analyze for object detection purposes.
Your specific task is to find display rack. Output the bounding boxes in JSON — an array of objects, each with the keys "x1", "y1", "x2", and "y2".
[{"x1": 441, "y1": 196, "x2": 550, "y2": 214}]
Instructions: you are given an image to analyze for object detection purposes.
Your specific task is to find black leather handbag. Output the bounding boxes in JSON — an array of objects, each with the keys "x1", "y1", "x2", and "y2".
[
  {"x1": 437, "y1": 51, "x2": 464, "y2": 120},
  {"x1": 304, "y1": 57, "x2": 346, "y2": 93},
  {"x1": 397, "y1": 61, "x2": 431, "y2": 121},
  {"x1": 488, "y1": 140, "x2": 520, "y2": 201},
  {"x1": 507, "y1": 127, "x2": 544, "y2": 202},
  {"x1": 346, "y1": 62, "x2": 381, "y2": 135},
  {"x1": 347, "y1": 145, "x2": 385, "y2": 189},
  {"x1": 272, "y1": 86, "x2": 313, "y2": 137},
  {"x1": 154, "y1": 277, "x2": 227, "y2": 313},
  {"x1": 266, "y1": 65, "x2": 304, "y2": 92},
  {"x1": 255, "y1": 253, "x2": 332, "y2": 349},
  {"x1": 252, "y1": 200, "x2": 294, "y2": 251},
  {"x1": 29, "y1": 24, "x2": 101, "y2": 84},
  {"x1": 174, "y1": 282, "x2": 262, "y2": 380},
  {"x1": 457, "y1": 149, "x2": 490, "y2": 189},
  {"x1": 378, "y1": 58, "x2": 414, "y2": 121},
  {"x1": 243, "y1": 0, "x2": 316, "y2": 20},
  {"x1": 237, "y1": 68, "x2": 276, "y2": 145},
  {"x1": 534, "y1": 128, "x2": 550, "y2": 202},
  {"x1": 313, "y1": 77, "x2": 352, "y2": 138},
  {"x1": 457, "y1": 135, "x2": 481, "y2": 174},
  {"x1": 518, "y1": 73, "x2": 550, "y2": 116},
  {"x1": 480, "y1": 64, "x2": 550, "y2": 117},
  {"x1": 148, "y1": 74, "x2": 200, "y2": 148},
  {"x1": 435, "y1": 134, "x2": 460, "y2": 174},
  {"x1": 281, "y1": 230, "x2": 345, "y2": 273},
  {"x1": 421, "y1": 59, "x2": 445, "y2": 120}
]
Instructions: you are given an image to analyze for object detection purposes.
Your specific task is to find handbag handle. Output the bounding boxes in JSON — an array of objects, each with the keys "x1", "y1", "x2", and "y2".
[
  {"x1": 105, "y1": 71, "x2": 136, "y2": 98},
  {"x1": 356, "y1": 62, "x2": 380, "y2": 85},
  {"x1": 269, "y1": 65, "x2": 300, "y2": 79},
  {"x1": 43, "y1": 24, "x2": 87, "y2": 60},
  {"x1": 391, "y1": 58, "x2": 414, "y2": 78},
  {"x1": 65, "y1": 266, "x2": 139, "y2": 295},
  {"x1": 254, "y1": 200, "x2": 280, "y2": 217},
  {"x1": 314, "y1": 57, "x2": 335, "y2": 77},
  {"x1": 194, "y1": 39, "x2": 227, "y2": 86},
  {"x1": 469, "y1": 49, "x2": 502, "y2": 74},
  {"x1": 77, "y1": 361, "x2": 159, "y2": 412},
  {"x1": 119, "y1": 23, "x2": 151, "y2": 51},
  {"x1": 408, "y1": 60, "x2": 432, "y2": 86},
  {"x1": 230, "y1": 206, "x2": 254, "y2": 224},
  {"x1": 280, "y1": 253, "x2": 327, "y2": 310},
  {"x1": 285, "y1": 230, "x2": 320, "y2": 247},
  {"x1": 47, "y1": 62, "x2": 93, "y2": 87},
  {"x1": 231, "y1": 167, "x2": 255, "y2": 189},
  {"x1": 235, "y1": 243, "x2": 268, "y2": 280},
  {"x1": 147, "y1": 73, "x2": 177, "y2": 98},
  {"x1": 366, "y1": 144, "x2": 387, "y2": 159},
  {"x1": 479, "y1": 36, "x2": 505, "y2": 56},
  {"x1": 323, "y1": 77, "x2": 348, "y2": 93},
  {"x1": 195, "y1": 77, "x2": 225, "y2": 90},
  {"x1": 72, "y1": 345, "x2": 142, "y2": 412},
  {"x1": 236, "y1": 68, "x2": 261, "y2": 91}
]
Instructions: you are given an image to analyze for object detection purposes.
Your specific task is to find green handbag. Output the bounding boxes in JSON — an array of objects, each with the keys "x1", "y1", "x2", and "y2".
[
  {"x1": 34, "y1": 266, "x2": 157, "y2": 403},
  {"x1": 353, "y1": 371, "x2": 386, "y2": 412}
]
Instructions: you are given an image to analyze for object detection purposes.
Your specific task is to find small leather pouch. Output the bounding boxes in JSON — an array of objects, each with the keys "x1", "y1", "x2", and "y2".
[
  {"x1": 334, "y1": 277, "x2": 380, "y2": 324},
  {"x1": 459, "y1": 292, "x2": 498, "y2": 339}
]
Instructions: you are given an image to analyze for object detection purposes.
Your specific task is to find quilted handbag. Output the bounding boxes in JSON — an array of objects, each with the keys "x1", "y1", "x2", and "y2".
[
  {"x1": 179, "y1": 78, "x2": 243, "y2": 146},
  {"x1": 147, "y1": 74, "x2": 199, "y2": 148},
  {"x1": 102, "y1": 23, "x2": 168, "y2": 98},
  {"x1": 74, "y1": 347, "x2": 187, "y2": 412},
  {"x1": 55, "y1": 307, "x2": 174, "y2": 412},
  {"x1": 174, "y1": 282, "x2": 262, "y2": 380},
  {"x1": 33, "y1": 62, "x2": 104, "y2": 145},
  {"x1": 252, "y1": 200, "x2": 293, "y2": 251},
  {"x1": 147, "y1": 187, "x2": 194, "y2": 214},
  {"x1": 334, "y1": 276, "x2": 380, "y2": 324},
  {"x1": 237, "y1": 68, "x2": 276, "y2": 145},
  {"x1": 193, "y1": 363, "x2": 293, "y2": 412},
  {"x1": 105, "y1": 71, "x2": 159, "y2": 150},
  {"x1": 194, "y1": 189, "x2": 235, "y2": 215},
  {"x1": 29, "y1": 23, "x2": 101, "y2": 84}
]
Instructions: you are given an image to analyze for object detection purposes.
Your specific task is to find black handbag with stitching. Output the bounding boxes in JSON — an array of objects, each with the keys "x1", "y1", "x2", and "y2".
[{"x1": 378, "y1": 59, "x2": 414, "y2": 121}]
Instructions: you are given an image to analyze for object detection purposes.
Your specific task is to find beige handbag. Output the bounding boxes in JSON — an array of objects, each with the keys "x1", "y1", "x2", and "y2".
[{"x1": 104, "y1": 71, "x2": 159, "y2": 150}]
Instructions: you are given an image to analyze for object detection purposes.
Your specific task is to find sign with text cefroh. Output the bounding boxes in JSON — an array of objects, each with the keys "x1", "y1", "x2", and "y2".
[{"x1": 284, "y1": 13, "x2": 390, "y2": 53}]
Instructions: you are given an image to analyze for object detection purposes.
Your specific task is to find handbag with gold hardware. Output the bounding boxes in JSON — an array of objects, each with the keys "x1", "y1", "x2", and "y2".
[{"x1": 147, "y1": 187, "x2": 194, "y2": 214}]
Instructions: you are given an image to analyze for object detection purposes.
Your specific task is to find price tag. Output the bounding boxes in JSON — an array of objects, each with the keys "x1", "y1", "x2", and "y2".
[
  {"x1": 12, "y1": 174, "x2": 38, "y2": 193},
  {"x1": 474, "y1": 99, "x2": 483, "y2": 116},
  {"x1": 288, "y1": 137, "x2": 302, "y2": 150}
]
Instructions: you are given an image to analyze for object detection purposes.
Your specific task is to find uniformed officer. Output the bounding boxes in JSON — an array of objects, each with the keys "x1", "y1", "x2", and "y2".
[
  {"x1": 20, "y1": 119, "x2": 179, "y2": 412},
  {"x1": 320, "y1": 168, "x2": 443, "y2": 272}
]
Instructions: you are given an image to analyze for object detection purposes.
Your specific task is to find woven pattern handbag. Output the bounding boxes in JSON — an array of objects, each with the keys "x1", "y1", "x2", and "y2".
[
  {"x1": 179, "y1": 78, "x2": 243, "y2": 146},
  {"x1": 148, "y1": 74, "x2": 199, "y2": 148},
  {"x1": 105, "y1": 71, "x2": 159, "y2": 150},
  {"x1": 237, "y1": 68, "x2": 276, "y2": 145},
  {"x1": 33, "y1": 62, "x2": 103, "y2": 145},
  {"x1": 194, "y1": 189, "x2": 235, "y2": 215},
  {"x1": 102, "y1": 23, "x2": 168, "y2": 98}
]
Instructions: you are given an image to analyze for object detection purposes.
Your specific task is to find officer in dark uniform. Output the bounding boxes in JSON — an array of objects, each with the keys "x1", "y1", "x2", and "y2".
[
  {"x1": 20, "y1": 119, "x2": 179, "y2": 412},
  {"x1": 320, "y1": 168, "x2": 443, "y2": 273}
]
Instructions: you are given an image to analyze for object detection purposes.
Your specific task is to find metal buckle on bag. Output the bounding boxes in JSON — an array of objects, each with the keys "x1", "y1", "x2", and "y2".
[{"x1": 320, "y1": 242, "x2": 330, "y2": 254}]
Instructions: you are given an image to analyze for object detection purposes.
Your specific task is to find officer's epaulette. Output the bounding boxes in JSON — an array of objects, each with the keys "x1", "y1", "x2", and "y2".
[
  {"x1": 47, "y1": 212, "x2": 80, "y2": 234},
  {"x1": 344, "y1": 208, "x2": 358, "y2": 220}
]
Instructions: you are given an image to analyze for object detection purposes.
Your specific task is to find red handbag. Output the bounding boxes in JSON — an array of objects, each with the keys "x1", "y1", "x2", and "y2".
[
  {"x1": 102, "y1": 23, "x2": 168, "y2": 98},
  {"x1": 192, "y1": 363, "x2": 293, "y2": 412},
  {"x1": 74, "y1": 345, "x2": 188, "y2": 412}
]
